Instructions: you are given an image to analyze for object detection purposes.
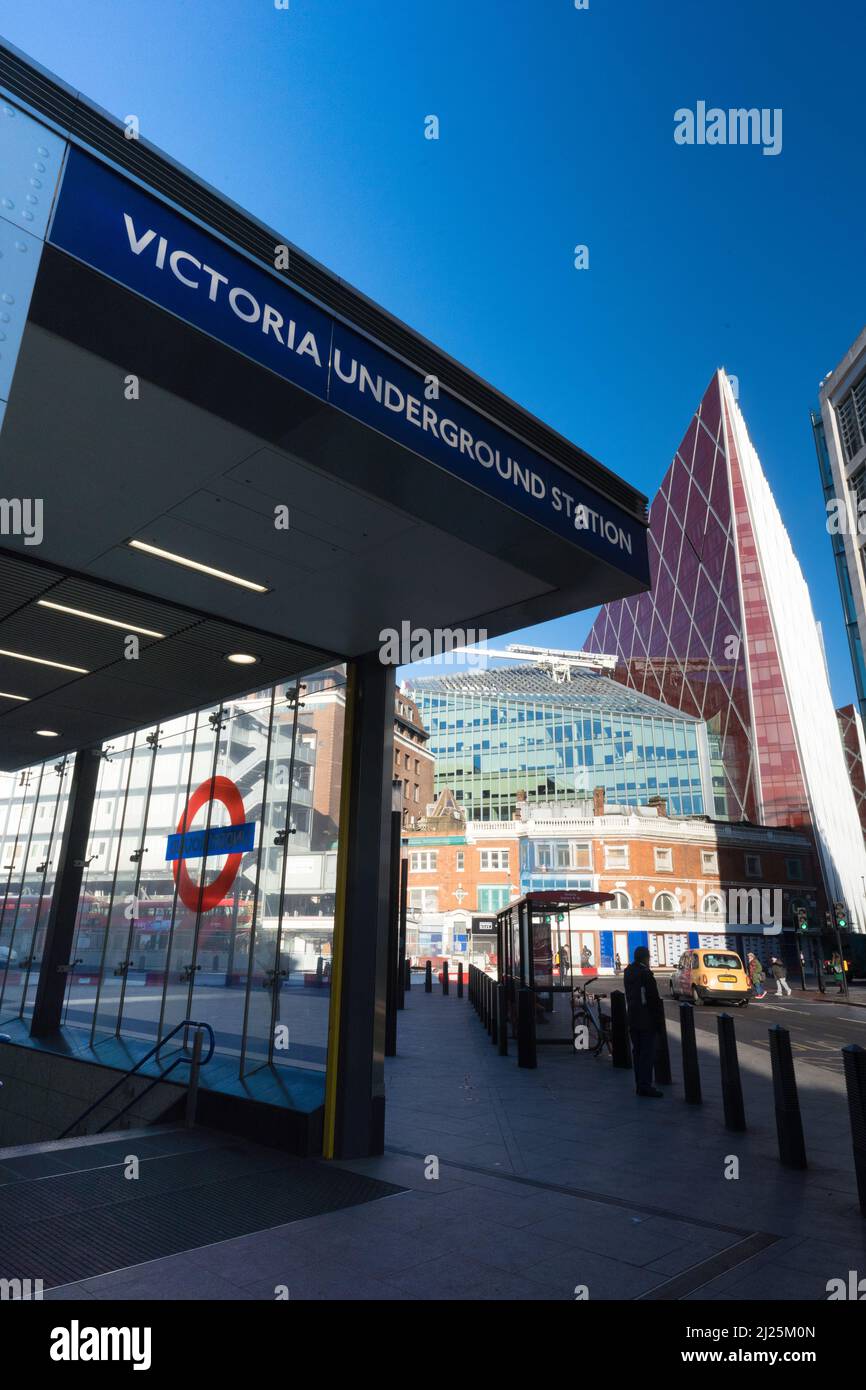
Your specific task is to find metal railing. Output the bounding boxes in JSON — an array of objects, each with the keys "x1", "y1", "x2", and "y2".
[{"x1": 57, "y1": 1019, "x2": 215, "y2": 1140}]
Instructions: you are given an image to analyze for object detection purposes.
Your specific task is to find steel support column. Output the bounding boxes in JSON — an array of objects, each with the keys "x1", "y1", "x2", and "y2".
[{"x1": 30, "y1": 746, "x2": 101, "y2": 1038}]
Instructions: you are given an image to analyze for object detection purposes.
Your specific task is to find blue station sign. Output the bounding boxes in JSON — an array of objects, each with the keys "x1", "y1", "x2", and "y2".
[
  {"x1": 165, "y1": 821, "x2": 256, "y2": 862},
  {"x1": 48, "y1": 147, "x2": 648, "y2": 579}
]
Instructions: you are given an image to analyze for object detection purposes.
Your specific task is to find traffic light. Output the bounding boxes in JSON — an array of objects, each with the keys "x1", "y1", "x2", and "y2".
[
  {"x1": 794, "y1": 906, "x2": 809, "y2": 931},
  {"x1": 833, "y1": 901, "x2": 848, "y2": 931}
]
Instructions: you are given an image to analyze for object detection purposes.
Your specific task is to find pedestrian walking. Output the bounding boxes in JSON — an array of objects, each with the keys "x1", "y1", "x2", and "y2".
[
  {"x1": 615, "y1": 952, "x2": 623, "y2": 974},
  {"x1": 747, "y1": 951, "x2": 767, "y2": 999},
  {"x1": 830, "y1": 951, "x2": 845, "y2": 995},
  {"x1": 558, "y1": 942, "x2": 570, "y2": 983},
  {"x1": 623, "y1": 946, "x2": 664, "y2": 1098},
  {"x1": 770, "y1": 955, "x2": 791, "y2": 997}
]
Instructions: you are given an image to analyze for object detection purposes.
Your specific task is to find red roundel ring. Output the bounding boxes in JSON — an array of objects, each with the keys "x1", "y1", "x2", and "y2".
[{"x1": 172, "y1": 776, "x2": 246, "y2": 912}]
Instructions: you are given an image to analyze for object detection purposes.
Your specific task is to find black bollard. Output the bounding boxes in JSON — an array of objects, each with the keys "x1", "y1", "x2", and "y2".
[
  {"x1": 517, "y1": 988, "x2": 537, "y2": 1069},
  {"x1": 424, "y1": 960, "x2": 432, "y2": 993},
  {"x1": 679, "y1": 1002, "x2": 702, "y2": 1104},
  {"x1": 842, "y1": 1043, "x2": 866, "y2": 1216},
  {"x1": 717, "y1": 1013, "x2": 746, "y2": 1131},
  {"x1": 404, "y1": 957, "x2": 411, "y2": 991},
  {"x1": 457, "y1": 962, "x2": 464, "y2": 998},
  {"x1": 609, "y1": 990, "x2": 631, "y2": 1069},
  {"x1": 484, "y1": 974, "x2": 491, "y2": 1030},
  {"x1": 442, "y1": 961, "x2": 449, "y2": 996},
  {"x1": 489, "y1": 983, "x2": 498, "y2": 1044},
  {"x1": 497, "y1": 983, "x2": 508, "y2": 1056},
  {"x1": 769, "y1": 1026, "x2": 806, "y2": 1169},
  {"x1": 654, "y1": 1006, "x2": 672, "y2": 1085}
]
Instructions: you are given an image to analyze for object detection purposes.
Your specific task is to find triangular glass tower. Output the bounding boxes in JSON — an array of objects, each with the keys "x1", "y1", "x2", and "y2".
[{"x1": 586, "y1": 370, "x2": 866, "y2": 928}]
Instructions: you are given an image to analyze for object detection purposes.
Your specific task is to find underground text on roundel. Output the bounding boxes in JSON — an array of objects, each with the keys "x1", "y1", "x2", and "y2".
[{"x1": 46, "y1": 146, "x2": 647, "y2": 579}]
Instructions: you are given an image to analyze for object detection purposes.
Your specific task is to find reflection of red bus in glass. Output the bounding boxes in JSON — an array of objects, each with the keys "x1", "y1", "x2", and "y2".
[{"x1": 0, "y1": 891, "x2": 54, "y2": 964}]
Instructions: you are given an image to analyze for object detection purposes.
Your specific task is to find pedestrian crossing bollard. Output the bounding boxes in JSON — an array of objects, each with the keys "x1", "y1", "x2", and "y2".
[
  {"x1": 442, "y1": 961, "x2": 449, "y2": 996},
  {"x1": 842, "y1": 1043, "x2": 866, "y2": 1216},
  {"x1": 457, "y1": 962, "x2": 464, "y2": 998},
  {"x1": 497, "y1": 983, "x2": 508, "y2": 1056},
  {"x1": 717, "y1": 1013, "x2": 746, "y2": 1132},
  {"x1": 610, "y1": 989, "x2": 631, "y2": 1069},
  {"x1": 517, "y1": 988, "x2": 537, "y2": 1069},
  {"x1": 424, "y1": 960, "x2": 432, "y2": 993},
  {"x1": 769, "y1": 1025, "x2": 806, "y2": 1169},
  {"x1": 679, "y1": 1002, "x2": 702, "y2": 1104}
]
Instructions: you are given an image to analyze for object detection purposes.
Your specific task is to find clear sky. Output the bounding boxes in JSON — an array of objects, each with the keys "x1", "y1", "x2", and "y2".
[{"x1": 1, "y1": 0, "x2": 864, "y2": 699}]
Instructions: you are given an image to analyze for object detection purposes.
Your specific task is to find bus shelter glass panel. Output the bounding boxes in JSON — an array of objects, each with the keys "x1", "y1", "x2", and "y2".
[{"x1": 0, "y1": 756, "x2": 73, "y2": 1024}]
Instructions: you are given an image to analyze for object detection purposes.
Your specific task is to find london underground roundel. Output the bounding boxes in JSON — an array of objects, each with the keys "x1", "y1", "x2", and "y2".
[{"x1": 169, "y1": 776, "x2": 251, "y2": 912}]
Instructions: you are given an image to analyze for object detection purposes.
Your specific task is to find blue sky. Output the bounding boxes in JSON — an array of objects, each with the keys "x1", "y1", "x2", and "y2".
[{"x1": 2, "y1": 0, "x2": 864, "y2": 700}]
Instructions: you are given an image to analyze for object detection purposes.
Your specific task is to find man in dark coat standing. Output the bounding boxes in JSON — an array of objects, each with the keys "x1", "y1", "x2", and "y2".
[{"x1": 624, "y1": 946, "x2": 664, "y2": 1098}]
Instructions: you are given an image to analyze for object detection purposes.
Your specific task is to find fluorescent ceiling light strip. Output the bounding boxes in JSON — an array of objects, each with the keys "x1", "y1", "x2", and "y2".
[
  {"x1": 38, "y1": 599, "x2": 165, "y2": 639},
  {"x1": 0, "y1": 648, "x2": 88, "y2": 674},
  {"x1": 127, "y1": 540, "x2": 268, "y2": 593},
  {"x1": 0, "y1": 691, "x2": 30, "y2": 701}
]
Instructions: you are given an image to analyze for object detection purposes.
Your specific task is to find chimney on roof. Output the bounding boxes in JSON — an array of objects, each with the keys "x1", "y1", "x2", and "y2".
[
  {"x1": 648, "y1": 796, "x2": 668, "y2": 817},
  {"x1": 592, "y1": 786, "x2": 605, "y2": 817}
]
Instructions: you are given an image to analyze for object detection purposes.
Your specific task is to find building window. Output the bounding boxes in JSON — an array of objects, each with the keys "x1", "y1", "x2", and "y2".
[
  {"x1": 653, "y1": 892, "x2": 678, "y2": 913},
  {"x1": 604, "y1": 844, "x2": 629, "y2": 869},
  {"x1": 414, "y1": 784, "x2": 419, "y2": 802},
  {"x1": 609, "y1": 890, "x2": 631, "y2": 911},
  {"x1": 785, "y1": 857, "x2": 804, "y2": 881},
  {"x1": 839, "y1": 372, "x2": 866, "y2": 462},
  {"x1": 409, "y1": 888, "x2": 438, "y2": 912},
  {"x1": 702, "y1": 893, "x2": 725, "y2": 916},
  {"x1": 654, "y1": 847, "x2": 673, "y2": 872},
  {"x1": 701, "y1": 850, "x2": 718, "y2": 873},
  {"x1": 479, "y1": 849, "x2": 509, "y2": 871},
  {"x1": 455, "y1": 851, "x2": 464, "y2": 872},
  {"x1": 537, "y1": 843, "x2": 552, "y2": 869},
  {"x1": 745, "y1": 853, "x2": 762, "y2": 878},
  {"x1": 410, "y1": 851, "x2": 438, "y2": 872},
  {"x1": 477, "y1": 885, "x2": 510, "y2": 912}
]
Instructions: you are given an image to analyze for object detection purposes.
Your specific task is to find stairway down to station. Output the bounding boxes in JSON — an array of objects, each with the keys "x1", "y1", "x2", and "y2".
[{"x1": 0, "y1": 1125, "x2": 404, "y2": 1293}]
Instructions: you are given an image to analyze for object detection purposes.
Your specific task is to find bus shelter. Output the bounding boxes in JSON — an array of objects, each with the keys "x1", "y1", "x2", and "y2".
[{"x1": 495, "y1": 890, "x2": 614, "y2": 1043}]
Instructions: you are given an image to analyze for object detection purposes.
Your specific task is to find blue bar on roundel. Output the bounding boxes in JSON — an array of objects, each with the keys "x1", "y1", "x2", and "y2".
[{"x1": 165, "y1": 822, "x2": 256, "y2": 862}]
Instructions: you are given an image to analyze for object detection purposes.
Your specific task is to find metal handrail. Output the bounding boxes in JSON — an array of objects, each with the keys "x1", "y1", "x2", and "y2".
[{"x1": 58, "y1": 1018, "x2": 215, "y2": 1140}]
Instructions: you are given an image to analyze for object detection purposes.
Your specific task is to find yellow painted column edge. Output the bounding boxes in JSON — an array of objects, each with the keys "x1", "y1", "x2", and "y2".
[{"x1": 322, "y1": 661, "x2": 357, "y2": 1158}]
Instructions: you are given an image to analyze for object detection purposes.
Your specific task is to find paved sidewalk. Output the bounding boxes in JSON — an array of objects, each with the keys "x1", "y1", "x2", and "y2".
[{"x1": 43, "y1": 984, "x2": 866, "y2": 1300}]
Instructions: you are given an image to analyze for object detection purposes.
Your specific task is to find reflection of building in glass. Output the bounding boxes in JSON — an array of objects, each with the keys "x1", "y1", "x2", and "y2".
[
  {"x1": 0, "y1": 666, "x2": 347, "y2": 1081},
  {"x1": 585, "y1": 369, "x2": 866, "y2": 929},
  {"x1": 408, "y1": 661, "x2": 712, "y2": 822}
]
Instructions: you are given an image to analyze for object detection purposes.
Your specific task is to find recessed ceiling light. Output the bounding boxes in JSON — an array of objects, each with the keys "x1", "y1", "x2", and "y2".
[
  {"x1": 127, "y1": 540, "x2": 269, "y2": 593},
  {"x1": 0, "y1": 691, "x2": 29, "y2": 702},
  {"x1": 38, "y1": 600, "x2": 165, "y2": 639},
  {"x1": 225, "y1": 653, "x2": 260, "y2": 665},
  {"x1": 35, "y1": 729, "x2": 60, "y2": 737},
  {"x1": 0, "y1": 647, "x2": 88, "y2": 674}
]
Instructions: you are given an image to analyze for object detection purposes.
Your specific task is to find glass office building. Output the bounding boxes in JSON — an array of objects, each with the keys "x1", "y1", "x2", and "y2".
[
  {"x1": 408, "y1": 663, "x2": 712, "y2": 821},
  {"x1": 0, "y1": 664, "x2": 346, "y2": 1088},
  {"x1": 586, "y1": 369, "x2": 866, "y2": 929}
]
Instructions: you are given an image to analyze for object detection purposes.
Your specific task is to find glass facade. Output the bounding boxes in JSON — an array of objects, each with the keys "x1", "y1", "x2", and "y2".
[
  {"x1": 409, "y1": 664, "x2": 709, "y2": 821},
  {"x1": 586, "y1": 372, "x2": 810, "y2": 826},
  {"x1": 0, "y1": 664, "x2": 347, "y2": 1089}
]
